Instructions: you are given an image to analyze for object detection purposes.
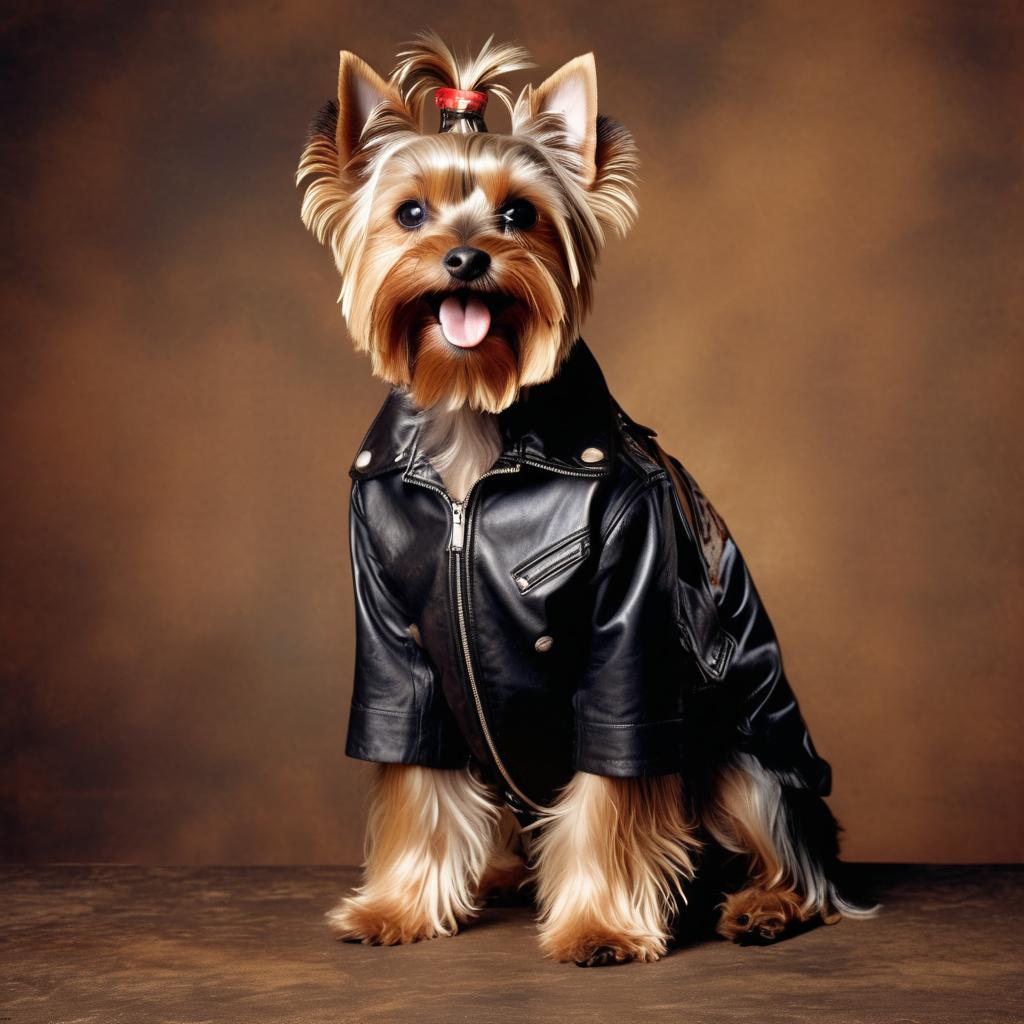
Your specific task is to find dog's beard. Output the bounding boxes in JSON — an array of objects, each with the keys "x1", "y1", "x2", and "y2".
[
  {"x1": 406, "y1": 298, "x2": 523, "y2": 412},
  {"x1": 369, "y1": 287, "x2": 563, "y2": 414}
]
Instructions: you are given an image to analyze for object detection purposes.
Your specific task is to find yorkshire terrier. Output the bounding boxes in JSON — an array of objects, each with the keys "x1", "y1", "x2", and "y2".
[{"x1": 297, "y1": 31, "x2": 874, "y2": 966}]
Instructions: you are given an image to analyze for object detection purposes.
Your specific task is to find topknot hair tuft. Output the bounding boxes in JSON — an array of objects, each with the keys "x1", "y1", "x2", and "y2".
[{"x1": 391, "y1": 29, "x2": 534, "y2": 126}]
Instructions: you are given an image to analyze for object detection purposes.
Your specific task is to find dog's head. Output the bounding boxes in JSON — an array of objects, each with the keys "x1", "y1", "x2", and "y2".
[{"x1": 297, "y1": 31, "x2": 638, "y2": 413}]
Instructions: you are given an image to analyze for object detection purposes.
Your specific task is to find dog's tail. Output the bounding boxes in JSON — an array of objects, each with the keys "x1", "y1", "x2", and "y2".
[
  {"x1": 769, "y1": 760, "x2": 881, "y2": 921},
  {"x1": 705, "y1": 753, "x2": 881, "y2": 922}
]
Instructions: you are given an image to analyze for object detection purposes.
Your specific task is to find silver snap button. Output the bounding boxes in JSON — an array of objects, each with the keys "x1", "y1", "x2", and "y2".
[
  {"x1": 515, "y1": 576, "x2": 529, "y2": 591},
  {"x1": 354, "y1": 449, "x2": 372, "y2": 470},
  {"x1": 580, "y1": 447, "x2": 605, "y2": 464},
  {"x1": 534, "y1": 635, "x2": 554, "y2": 653}
]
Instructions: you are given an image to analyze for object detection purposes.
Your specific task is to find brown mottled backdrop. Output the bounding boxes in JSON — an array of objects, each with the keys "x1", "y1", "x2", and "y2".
[{"x1": 1, "y1": 2, "x2": 1022, "y2": 866}]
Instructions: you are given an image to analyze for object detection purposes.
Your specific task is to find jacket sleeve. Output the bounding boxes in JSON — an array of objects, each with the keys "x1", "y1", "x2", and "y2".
[
  {"x1": 574, "y1": 479, "x2": 692, "y2": 777},
  {"x1": 674, "y1": 463, "x2": 833, "y2": 796},
  {"x1": 344, "y1": 483, "x2": 466, "y2": 769}
]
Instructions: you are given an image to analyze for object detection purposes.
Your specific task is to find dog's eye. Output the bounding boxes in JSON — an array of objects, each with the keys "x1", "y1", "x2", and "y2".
[
  {"x1": 498, "y1": 198, "x2": 537, "y2": 233},
  {"x1": 396, "y1": 201, "x2": 427, "y2": 229}
]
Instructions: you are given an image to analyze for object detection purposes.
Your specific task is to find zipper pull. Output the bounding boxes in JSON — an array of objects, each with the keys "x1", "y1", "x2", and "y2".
[{"x1": 450, "y1": 501, "x2": 465, "y2": 551}]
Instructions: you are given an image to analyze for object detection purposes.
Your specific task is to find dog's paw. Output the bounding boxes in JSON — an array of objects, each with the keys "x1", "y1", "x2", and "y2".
[
  {"x1": 716, "y1": 886, "x2": 808, "y2": 945},
  {"x1": 542, "y1": 927, "x2": 667, "y2": 966},
  {"x1": 573, "y1": 935, "x2": 666, "y2": 967},
  {"x1": 326, "y1": 896, "x2": 453, "y2": 945},
  {"x1": 575, "y1": 944, "x2": 632, "y2": 968}
]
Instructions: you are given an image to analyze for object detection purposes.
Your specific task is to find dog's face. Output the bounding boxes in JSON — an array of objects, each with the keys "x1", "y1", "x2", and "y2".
[
  {"x1": 298, "y1": 46, "x2": 638, "y2": 414},
  {"x1": 345, "y1": 129, "x2": 582, "y2": 414}
]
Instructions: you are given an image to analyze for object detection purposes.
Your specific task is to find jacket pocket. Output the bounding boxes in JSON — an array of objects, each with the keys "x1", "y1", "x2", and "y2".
[
  {"x1": 677, "y1": 619, "x2": 736, "y2": 688},
  {"x1": 511, "y1": 527, "x2": 591, "y2": 594},
  {"x1": 675, "y1": 579, "x2": 736, "y2": 689}
]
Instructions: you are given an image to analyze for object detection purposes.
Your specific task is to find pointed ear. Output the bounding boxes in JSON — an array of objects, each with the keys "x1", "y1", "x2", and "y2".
[
  {"x1": 336, "y1": 51, "x2": 406, "y2": 165},
  {"x1": 531, "y1": 53, "x2": 599, "y2": 187}
]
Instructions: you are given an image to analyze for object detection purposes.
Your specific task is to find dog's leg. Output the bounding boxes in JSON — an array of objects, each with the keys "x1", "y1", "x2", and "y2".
[
  {"x1": 327, "y1": 763, "x2": 501, "y2": 944},
  {"x1": 703, "y1": 753, "x2": 843, "y2": 943},
  {"x1": 534, "y1": 772, "x2": 698, "y2": 966}
]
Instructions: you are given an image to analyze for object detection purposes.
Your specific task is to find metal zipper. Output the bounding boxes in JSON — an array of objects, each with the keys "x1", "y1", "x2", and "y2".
[
  {"x1": 406, "y1": 458, "x2": 545, "y2": 813},
  {"x1": 450, "y1": 501, "x2": 465, "y2": 549},
  {"x1": 446, "y1": 463, "x2": 521, "y2": 552},
  {"x1": 447, "y1": 465, "x2": 546, "y2": 813},
  {"x1": 517, "y1": 456, "x2": 605, "y2": 479}
]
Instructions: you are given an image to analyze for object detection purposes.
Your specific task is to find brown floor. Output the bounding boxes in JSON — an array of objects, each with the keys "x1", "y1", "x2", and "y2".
[{"x1": 2, "y1": 865, "x2": 1022, "y2": 1024}]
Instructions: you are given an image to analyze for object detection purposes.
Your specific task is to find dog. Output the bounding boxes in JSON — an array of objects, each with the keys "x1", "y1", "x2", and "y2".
[{"x1": 296, "y1": 31, "x2": 875, "y2": 966}]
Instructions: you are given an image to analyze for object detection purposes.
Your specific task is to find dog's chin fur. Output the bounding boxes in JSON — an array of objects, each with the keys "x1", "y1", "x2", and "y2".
[{"x1": 407, "y1": 317, "x2": 522, "y2": 415}]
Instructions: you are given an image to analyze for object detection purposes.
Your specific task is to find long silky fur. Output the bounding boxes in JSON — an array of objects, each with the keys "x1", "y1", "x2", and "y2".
[
  {"x1": 326, "y1": 764, "x2": 503, "y2": 943},
  {"x1": 703, "y1": 753, "x2": 879, "y2": 921},
  {"x1": 532, "y1": 772, "x2": 700, "y2": 962}
]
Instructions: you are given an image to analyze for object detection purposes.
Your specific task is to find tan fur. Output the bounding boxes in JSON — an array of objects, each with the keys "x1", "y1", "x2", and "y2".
[
  {"x1": 532, "y1": 772, "x2": 699, "y2": 964},
  {"x1": 327, "y1": 764, "x2": 502, "y2": 943},
  {"x1": 704, "y1": 757, "x2": 788, "y2": 888}
]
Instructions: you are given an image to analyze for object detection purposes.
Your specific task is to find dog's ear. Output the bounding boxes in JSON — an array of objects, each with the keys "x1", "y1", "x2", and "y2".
[
  {"x1": 530, "y1": 53, "x2": 599, "y2": 187},
  {"x1": 297, "y1": 52, "x2": 418, "y2": 249},
  {"x1": 522, "y1": 53, "x2": 639, "y2": 239},
  {"x1": 336, "y1": 51, "x2": 411, "y2": 166}
]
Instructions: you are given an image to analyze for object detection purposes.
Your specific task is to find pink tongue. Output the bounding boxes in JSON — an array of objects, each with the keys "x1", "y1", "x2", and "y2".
[{"x1": 438, "y1": 294, "x2": 491, "y2": 348}]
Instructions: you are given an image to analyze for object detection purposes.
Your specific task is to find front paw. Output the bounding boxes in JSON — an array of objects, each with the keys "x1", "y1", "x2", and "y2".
[
  {"x1": 542, "y1": 927, "x2": 667, "y2": 966},
  {"x1": 326, "y1": 895, "x2": 453, "y2": 945},
  {"x1": 576, "y1": 944, "x2": 634, "y2": 968}
]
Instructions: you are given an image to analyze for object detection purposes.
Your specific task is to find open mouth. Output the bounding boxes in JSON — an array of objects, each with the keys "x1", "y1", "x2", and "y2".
[{"x1": 424, "y1": 289, "x2": 516, "y2": 349}]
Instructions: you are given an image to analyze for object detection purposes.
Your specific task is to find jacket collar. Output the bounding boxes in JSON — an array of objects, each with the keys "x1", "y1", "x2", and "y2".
[{"x1": 348, "y1": 340, "x2": 616, "y2": 481}]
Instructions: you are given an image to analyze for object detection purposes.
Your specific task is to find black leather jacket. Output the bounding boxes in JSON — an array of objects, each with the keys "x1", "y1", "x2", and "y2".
[{"x1": 344, "y1": 341, "x2": 831, "y2": 816}]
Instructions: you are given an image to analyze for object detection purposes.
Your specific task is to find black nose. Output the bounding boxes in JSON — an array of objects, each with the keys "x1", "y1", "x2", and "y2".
[{"x1": 443, "y1": 246, "x2": 491, "y2": 282}]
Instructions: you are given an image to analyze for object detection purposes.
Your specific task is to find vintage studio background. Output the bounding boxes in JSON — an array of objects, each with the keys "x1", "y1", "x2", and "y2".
[{"x1": 1, "y1": 2, "x2": 1021, "y2": 868}]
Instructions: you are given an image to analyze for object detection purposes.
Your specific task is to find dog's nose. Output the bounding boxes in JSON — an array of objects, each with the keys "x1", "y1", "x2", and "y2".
[{"x1": 443, "y1": 246, "x2": 491, "y2": 282}]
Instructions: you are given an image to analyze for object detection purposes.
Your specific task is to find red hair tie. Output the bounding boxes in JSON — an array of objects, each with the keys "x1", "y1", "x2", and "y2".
[{"x1": 434, "y1": 87, "x2": 488, "y2": 114}]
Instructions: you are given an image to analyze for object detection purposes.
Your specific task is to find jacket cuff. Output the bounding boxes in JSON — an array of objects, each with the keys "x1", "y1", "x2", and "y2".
[
  {"x1": 345, "y1": 702, "x2": 422, "y2": 763},
  {"x1": 344, "y1": 701, "x2": 468, "y2": 769},
  {"x1": 573, "y1": 717, "x2": 684, "y2": 777}
]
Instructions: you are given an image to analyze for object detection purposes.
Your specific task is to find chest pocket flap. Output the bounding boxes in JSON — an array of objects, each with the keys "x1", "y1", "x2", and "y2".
[
  {"x1": 676, "y1": 578, "x2": 736, "y2": 689},
  {"x1": 511, "y1": 527, "x2": 591, "y2": 594}
]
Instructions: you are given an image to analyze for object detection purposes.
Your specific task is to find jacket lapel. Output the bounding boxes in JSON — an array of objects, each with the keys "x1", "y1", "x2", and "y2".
[{"x1": 349, "y1": 340, "x2": 617, "y2": 481}]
